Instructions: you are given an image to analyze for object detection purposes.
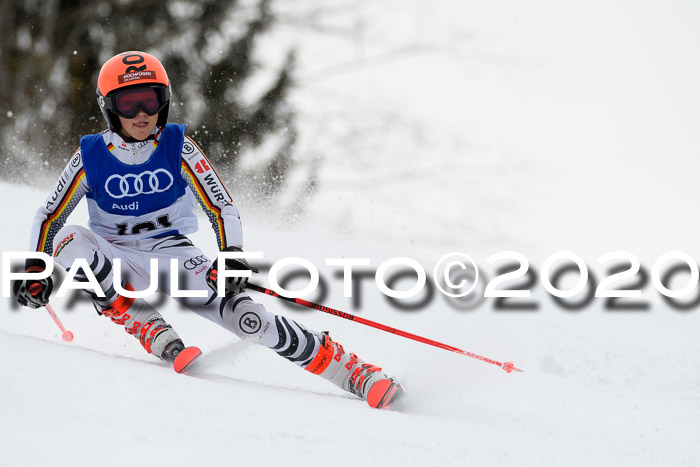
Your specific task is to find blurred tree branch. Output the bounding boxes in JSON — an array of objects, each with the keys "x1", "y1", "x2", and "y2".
[{"x1": 0, "y1": 0, "x2": 298, "y2": 207}]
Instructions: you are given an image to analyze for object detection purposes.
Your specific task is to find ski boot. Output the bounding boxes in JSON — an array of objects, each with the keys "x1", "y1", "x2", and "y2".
[
  {"x1": 306, "y1": 333, "x2": 405, "y2": 409},
  {"x1": 349, "y1": 363, "x2": 405, "y2": 410},
  {"x1": 99, "y1": 293, "x2": 201, "y2": 373}
]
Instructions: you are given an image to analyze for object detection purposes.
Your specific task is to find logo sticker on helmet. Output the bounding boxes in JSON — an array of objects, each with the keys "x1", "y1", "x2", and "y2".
[{"x1": 118, "y1": 71, "x2": 157, "y2": 84}]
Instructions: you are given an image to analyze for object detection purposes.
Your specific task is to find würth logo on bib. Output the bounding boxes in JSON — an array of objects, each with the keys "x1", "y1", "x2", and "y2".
[
  {"x1": 105, "y1": 169, "x2": 174, "y2": 199},
  {"x1": 118, "y1": 71, "x2": 156, "y2": 84}
]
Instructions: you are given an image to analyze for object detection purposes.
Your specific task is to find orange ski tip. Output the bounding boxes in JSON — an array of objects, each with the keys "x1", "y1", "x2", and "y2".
[
  {"x1": 174, "y1": 346, "x2": 202, "y2": 374},
  {"x1": 366, "y1": 379, "x2": 402, "y2": 409}
]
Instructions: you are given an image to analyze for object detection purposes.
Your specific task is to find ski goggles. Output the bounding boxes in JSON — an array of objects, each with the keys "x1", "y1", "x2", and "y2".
[{"x1": 102, "y1": 85, "x2": 170, "y2": 119}]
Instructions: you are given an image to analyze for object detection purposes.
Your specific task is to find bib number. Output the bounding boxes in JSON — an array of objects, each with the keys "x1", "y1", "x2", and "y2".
[{"x1": 117, "y1": 214, "x2": 172, "y2": 235}]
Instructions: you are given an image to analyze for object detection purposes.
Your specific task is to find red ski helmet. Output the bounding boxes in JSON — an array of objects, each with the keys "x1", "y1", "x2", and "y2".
[{"x1": 96, "y1": 51, "x2": 171, "y2": 132}]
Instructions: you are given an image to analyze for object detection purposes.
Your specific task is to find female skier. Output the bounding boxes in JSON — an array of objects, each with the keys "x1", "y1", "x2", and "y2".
[{"x1": 12, "y1": 51, "x2": 403, "y2": 409}]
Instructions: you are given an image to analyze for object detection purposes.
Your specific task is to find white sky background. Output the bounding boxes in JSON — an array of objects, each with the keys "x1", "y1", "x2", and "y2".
[{"x1": 259, "y1": 1, "x2": 700, "y2": 263}]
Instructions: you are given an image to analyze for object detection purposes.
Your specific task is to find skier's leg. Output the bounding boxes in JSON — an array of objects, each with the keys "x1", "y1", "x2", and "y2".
[
  {"x1": 215, "y1": 292, "x2": 403, "y2": 407},
  {"x1": 52, "y1": 225, "x2": 184, "y2": 361},
  {"x1": 160, "y1": 242, "x2": 403, "y2": 406}
]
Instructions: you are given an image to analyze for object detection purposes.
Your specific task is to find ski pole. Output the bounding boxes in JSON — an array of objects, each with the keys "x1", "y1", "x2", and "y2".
[
  {"x1": 246, "y1": 282, "x2": 522, "y2": 373},
  {"x1": 45, "y1": 304, "x2": 74, "y2": 342}
]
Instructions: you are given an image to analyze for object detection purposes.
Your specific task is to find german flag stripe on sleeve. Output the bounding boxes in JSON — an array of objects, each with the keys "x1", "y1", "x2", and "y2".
[
  {"x1": 185, "y1": 137, "x2": 234, "y2": 201},
  {"x1": 181, "y1": 159, "x2": 227, "y2": 249},
  {"x1": 35, "y1": 168, "x2": 86, "y2": 252}
]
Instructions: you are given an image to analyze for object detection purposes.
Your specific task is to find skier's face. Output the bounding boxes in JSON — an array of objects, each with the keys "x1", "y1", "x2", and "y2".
[{"x1": 118, "y1": 110, "x2": 158, "y2": 141}]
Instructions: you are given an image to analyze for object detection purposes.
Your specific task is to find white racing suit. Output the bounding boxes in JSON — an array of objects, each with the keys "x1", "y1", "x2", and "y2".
[{"x1": 29, "y1": 124, "x2": 396, "y2": 402}]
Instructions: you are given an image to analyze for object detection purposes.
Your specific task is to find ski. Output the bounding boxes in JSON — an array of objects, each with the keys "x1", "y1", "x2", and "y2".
[
  {"x1": 367, "y1": 379, "x2": 406, "y2": 410},
  {"x1": 173, "y1": 346, "x2": 202, "y2": 374}
]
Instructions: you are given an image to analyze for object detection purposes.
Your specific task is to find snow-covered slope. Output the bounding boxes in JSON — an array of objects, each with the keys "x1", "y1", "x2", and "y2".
[
  {"x1": 283, "y1": 0, "x2": 700, "y2": 262},
  {"x1": 1, "y1": 181, "x2": 699, "y2": 467}
]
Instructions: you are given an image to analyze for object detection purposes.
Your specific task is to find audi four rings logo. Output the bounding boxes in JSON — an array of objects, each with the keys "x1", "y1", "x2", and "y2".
[
  {"x1": 105, "y1": 169, "x2": 174, "y2": 199},
  {"x1": 184, "y1": 255, "x2": 210, "y2": 270}
]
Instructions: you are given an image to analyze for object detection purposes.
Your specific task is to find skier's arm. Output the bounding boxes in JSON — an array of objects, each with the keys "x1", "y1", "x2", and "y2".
[
  {"x1": 29, "y1": 149, "x2": 88, "y2": 254},
  {"x1": 180, "y1": 136, "x2": 243, "y2": 250}
]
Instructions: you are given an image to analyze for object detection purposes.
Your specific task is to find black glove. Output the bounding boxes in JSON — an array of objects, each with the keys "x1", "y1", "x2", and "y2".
[
  {"x1": 206, "y1": 246, "x2": 258, "y2": 296},
  {"x1": 13, "y1": 259, "x2": 54, "y2": 309}
]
